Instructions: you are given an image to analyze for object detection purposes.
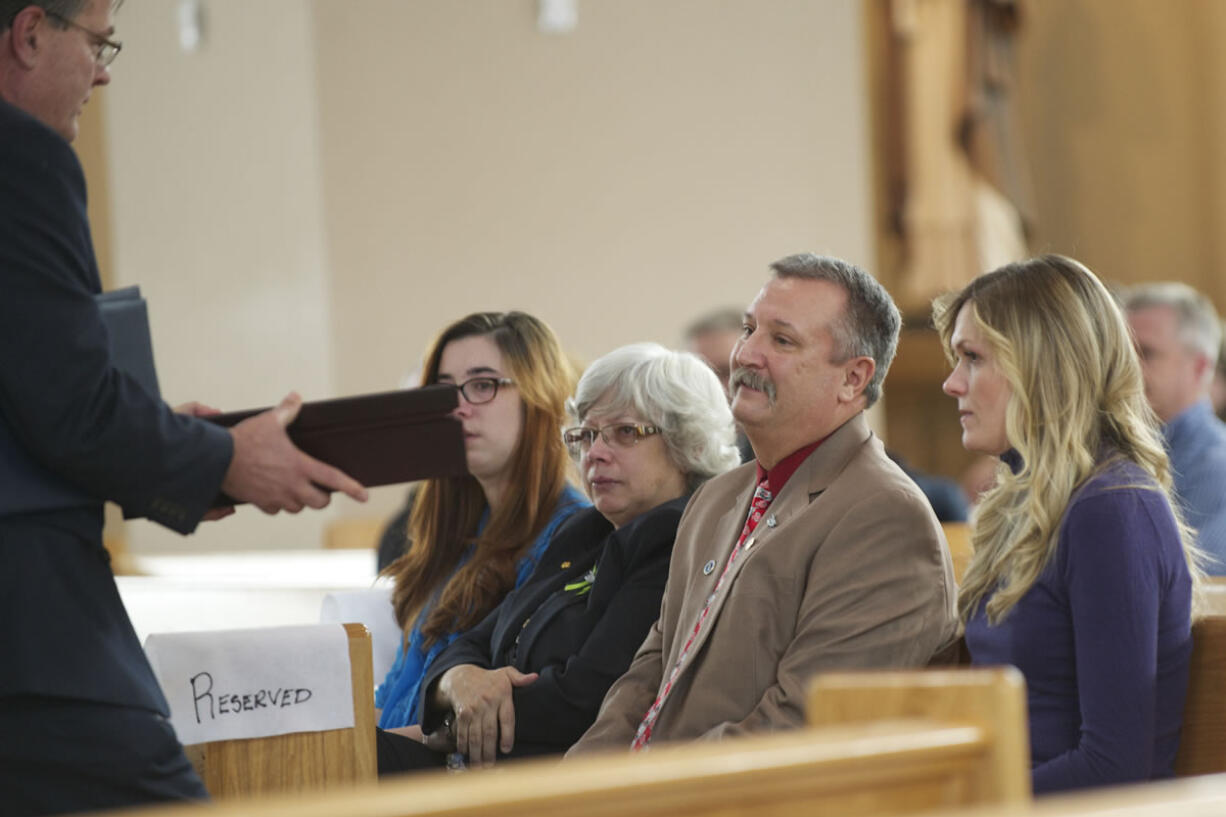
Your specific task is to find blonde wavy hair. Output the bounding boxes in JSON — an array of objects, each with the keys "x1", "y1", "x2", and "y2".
[{"x1": 932, "y1": 255, "x2": 1203, "y2": 625}]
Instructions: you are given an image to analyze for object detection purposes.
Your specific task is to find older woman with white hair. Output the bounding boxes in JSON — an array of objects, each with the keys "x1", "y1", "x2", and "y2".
[{"x1": 376, "y1": 343, "x2": 739, "y2": 772}]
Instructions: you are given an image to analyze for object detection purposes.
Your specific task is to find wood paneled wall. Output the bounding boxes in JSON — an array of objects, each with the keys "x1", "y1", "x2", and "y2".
[
  {"x1": 875, "y1": 0, "x2": 1226, "y2": 479},
  {"x1": 1016, "y1": 0, "x2": 1226, "y2": 306}
]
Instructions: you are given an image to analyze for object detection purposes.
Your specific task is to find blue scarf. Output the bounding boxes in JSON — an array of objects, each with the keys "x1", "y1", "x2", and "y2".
[{"x1": 375, "y1": 484, "x2": 587, "y2": 728}]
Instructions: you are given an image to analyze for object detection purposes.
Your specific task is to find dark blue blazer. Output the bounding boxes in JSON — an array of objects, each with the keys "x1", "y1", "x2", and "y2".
[
  {"x1": 0, "y1": 99, "x2": 233, "y2": 712},
  {"x1": 418, "y1": 496, "x2": 687, "y2": 758}
]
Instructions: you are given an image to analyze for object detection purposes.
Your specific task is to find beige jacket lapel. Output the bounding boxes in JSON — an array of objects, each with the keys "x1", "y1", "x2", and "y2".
[
  {"x1": 799, "y1": 413, "x2": 872, "y2": 497},
  {"x1": 665, "y1": 414, "x2": 873, "y2": 678},
  {"x1": 659, "y1": 473, "x2": 753, "y2": 675}
]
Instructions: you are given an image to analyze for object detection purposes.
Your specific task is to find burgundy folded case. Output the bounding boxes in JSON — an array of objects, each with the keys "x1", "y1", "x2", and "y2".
[{"x1": 206, "y1": 385, "x2": 467, "y2": 507}]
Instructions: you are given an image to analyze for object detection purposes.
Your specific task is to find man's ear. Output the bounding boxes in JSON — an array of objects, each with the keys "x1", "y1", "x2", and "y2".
[
  {"x1": 839, "y1": 356, "x2": 876, "y2": 404},
  {"x1": 1191, "y1": 350, "x2": 1212, "y2": 386},
  {"x1": 8, "y1": 6, "x2": 48, "y2": 69}
]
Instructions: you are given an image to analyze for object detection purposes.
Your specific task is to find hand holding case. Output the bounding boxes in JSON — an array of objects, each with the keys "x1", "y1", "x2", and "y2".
[{"x1": 205, "y1": 385, "x2": 467, "y2": 507}]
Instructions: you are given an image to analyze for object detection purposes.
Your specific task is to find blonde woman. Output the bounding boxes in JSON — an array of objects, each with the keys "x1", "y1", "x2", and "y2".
[{"x1": 934, "y1": 255, "x2": 1200, "y2": 794}]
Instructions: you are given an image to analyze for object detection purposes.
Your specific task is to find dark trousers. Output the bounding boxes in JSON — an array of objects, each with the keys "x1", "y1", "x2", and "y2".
[
  {"x1": 375, "y1": 728, "x2": 561, "y2": 775},
  {"x1": 0, "y1": 695, "x2": 208, "y2": 817},
  {"x1": 375, "y1": 727, "x2": 448, "y2": 775}
]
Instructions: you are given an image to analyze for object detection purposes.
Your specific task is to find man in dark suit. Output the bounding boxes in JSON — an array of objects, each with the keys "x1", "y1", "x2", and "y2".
[{"x1": 0, "y1": 3, "x2": 368, "y2": 814}]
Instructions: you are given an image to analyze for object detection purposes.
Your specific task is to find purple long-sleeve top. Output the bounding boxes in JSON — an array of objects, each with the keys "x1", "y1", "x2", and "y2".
[{"x1": 966, "y1": 455, "x2": 1193, "y2": 795}]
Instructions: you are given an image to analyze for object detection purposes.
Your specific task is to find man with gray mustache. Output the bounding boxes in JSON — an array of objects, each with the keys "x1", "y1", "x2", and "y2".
[
  {"x1": 571, "y1": 253, "x2": 957, "y2": 752},
  {"x1": 729, "y1": 368, "x2": 776, "y2": 403}
]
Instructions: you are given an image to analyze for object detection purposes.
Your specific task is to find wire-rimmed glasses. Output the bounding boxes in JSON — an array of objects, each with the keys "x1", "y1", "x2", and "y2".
[
  {"x1": 46, "y1": 10, "x2": 122, "y2": 67},
  {"x1": 563, "y1": 423, "x2": 660, "y2": 458}
]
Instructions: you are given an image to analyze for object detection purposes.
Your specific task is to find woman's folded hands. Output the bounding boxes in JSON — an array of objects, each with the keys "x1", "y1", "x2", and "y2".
[{"x1": 433, "y1": 664, "x2": 539, "y2": 766}]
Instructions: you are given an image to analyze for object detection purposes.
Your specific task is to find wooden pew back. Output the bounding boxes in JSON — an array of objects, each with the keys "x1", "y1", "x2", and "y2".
[
  {"x1": 1202, "y1": 582, "x2": 1226, "y2": 616},
  {"x1": 87, "y1": 667, "x2": 1028, "y2": 817},
  {"x1": 809, "y1": 666, "x2": 1030, "y2": 805},
  {"x1": 182, "y1": 622, "x2": 376, "y2": 797},
  {"x1": 942, "y1": 521, "x2": 974, "y2": 583},
  {"x1": 1175, "y1": 615, "x2": 1226, "y2": 776},
  {"x1": 892, "y1": 774, "x2": 1226, "y2": 817}
]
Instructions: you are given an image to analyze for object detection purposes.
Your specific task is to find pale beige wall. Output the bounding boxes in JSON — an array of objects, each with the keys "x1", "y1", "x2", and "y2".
[
  {"x1": 101, "y1": 0, "x2": 873, "y2": 550},
  {"x1": 105, "y1": 1, "x2": 336, "y2": 552},
  {"x1": 313, "y1": 0, "x2": 873, "y2": 386}
]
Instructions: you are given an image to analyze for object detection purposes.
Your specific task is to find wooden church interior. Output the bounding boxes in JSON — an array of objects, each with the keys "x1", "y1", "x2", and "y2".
[{"x1": 56, "y1": 0, "x2": 1226, "y2": 815}]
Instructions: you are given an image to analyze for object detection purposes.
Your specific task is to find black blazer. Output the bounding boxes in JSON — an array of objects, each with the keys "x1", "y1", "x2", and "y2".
[
  {"x1": 419, "y1": 496, "x2": 688, "y2": 757},
  {"x1": 0, "y1": 100, "x2": 232, "y2": 711}
]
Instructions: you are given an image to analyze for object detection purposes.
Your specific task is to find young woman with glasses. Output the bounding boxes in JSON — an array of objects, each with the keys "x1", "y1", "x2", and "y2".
[
  {"x1": 377, "y1": 343, "x2": 740, "y2": 772},
  {"x1": 375, "y1": 312, "x2": 588, "y2": 742}
]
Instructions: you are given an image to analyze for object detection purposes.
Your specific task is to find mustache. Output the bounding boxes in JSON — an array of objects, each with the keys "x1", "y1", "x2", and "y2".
[{"x1": 729, "y1": 367, "x2": 777, "y2": 404}]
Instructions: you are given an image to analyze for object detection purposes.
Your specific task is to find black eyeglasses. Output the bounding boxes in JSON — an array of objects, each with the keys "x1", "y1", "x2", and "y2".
[
  {"x1": 46, "y1": 10, "x2": 122, "y2": 67},
  {"x1": 446, "y1": 376, "x2": 514, "y2": 405},
  {"x1": 563, "y1": 423, "x2": 660, "y2": 457}
]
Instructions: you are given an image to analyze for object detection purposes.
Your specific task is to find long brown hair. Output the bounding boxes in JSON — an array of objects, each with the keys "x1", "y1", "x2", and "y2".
[{"x1": 386, "y1": 312, "x2": 577, "y2": 644}]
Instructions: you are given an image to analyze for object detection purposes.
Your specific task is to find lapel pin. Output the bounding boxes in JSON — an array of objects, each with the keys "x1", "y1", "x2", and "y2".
[
  {"x1": 703, "y1": 559, "x2": 716, "y2": 576},
  {"x1": 560, "y1": 561, "x2": 571, "y2": 569},
  {"x1": 766, "y1": 514, "x2": 777, "y2": 528}
]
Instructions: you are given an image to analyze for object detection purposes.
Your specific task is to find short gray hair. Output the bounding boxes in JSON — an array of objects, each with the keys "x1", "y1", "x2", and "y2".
[
  {"x1": 1124, "y1": 282, "x2": 1222, "y2": 368},
  {"x1": 769, "y1": 253, "x2": 901, "y2": 407},
  {"x1": 2, "y1": 1, "x2": 89, "y2": 32},
  {"x1": 567, "y1": 343, "x2": 741, "y2": 490},
  {"x1": 683, "y1": 308, "x2": 743, "y2": 340}
]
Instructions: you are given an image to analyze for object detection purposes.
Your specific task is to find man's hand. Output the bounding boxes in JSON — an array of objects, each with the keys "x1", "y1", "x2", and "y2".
[
  {"x1": 436, "y1": 664, "x2": 538, "y2": 766},
  {"x1": 220, "y1": 392, "x2": 368, "y2": 514}
]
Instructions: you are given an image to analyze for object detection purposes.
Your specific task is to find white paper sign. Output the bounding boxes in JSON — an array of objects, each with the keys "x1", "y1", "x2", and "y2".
[
  {"x1": 145, "y1": 623, "x2": 355, "y2": 746},
  {"x1": 319, "y1": 586, "x2": 399, "y2": 684}
]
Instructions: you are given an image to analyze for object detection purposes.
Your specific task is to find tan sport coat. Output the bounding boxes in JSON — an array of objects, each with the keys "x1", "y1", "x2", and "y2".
[{"x1": 569, "y1": 412, "x2": 958, "y2": 752}]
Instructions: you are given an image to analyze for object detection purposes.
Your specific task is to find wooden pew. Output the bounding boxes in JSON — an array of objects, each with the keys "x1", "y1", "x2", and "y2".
[
  {"x1": 809, "y1": 666, "x2": 1031, "y2": 804},
  {"x1": 942, "y1": 521, "x2": 974, "y2": 583},
  {"x1": 917, "y1": 616, "x2": 1225, "y2": 780},
  {"x1": 893, "y1": 773, "x2": 1226, "y2": 817},
  {"x1": 832, "y1": 621, "x2": 1226, "y2": 817},
  {"x1": 1202, "y1": 583, "x2": 1226, "y2": 616},
  {"x1": 84, "y1": 667, "x2": 1029, "y2": 817},
  {"x1": 1175, "y1": 615, "x2": 1226, "y2": 776},
  {"x1": 182, "y1": 622, "x2": 376, "y2": 798}
]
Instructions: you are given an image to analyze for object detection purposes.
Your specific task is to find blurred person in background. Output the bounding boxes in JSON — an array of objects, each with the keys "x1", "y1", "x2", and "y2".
[
  {"x1": 685, "y1": 308, "x2": 754, "y2": 462},
  {"x1": 1125, "y1": 283, "x2": 1226, "y2": 572}
]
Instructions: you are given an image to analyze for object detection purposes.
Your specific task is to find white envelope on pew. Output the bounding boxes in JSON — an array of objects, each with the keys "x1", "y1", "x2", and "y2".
[{"x1": 145, "y1": 623, "x2": 354, "y2": 746}]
